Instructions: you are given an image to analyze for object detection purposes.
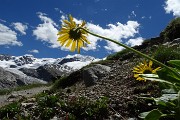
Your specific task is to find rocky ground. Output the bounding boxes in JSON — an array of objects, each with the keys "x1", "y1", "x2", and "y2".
[{"x1": 59, "y1": 59, "x2": 161, "y2": 119}]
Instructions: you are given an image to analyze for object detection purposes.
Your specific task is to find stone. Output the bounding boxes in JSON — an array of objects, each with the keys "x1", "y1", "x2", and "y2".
[
  {"x1": 82, "y1": 64, "x2": 111, "y2": 87},
  {"x1": 21, "y1": 102, "x2": 34, "y2": 108},
  {"x1": 26, "y1": 98, "x2": 36, "y2": 102},
  {"x1": 7, "y1": 93, "x2": 23, "y2": 101}
]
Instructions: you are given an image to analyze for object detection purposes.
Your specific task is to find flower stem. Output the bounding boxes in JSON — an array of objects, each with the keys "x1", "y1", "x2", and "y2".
[{"x1": 79, "y1": 27, "x2": 180, "y2": 77}]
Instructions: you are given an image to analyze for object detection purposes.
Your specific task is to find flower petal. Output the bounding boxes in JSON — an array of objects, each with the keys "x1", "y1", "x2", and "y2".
[
  {"x1": 149, "y1": 61, "x2": 153, "y2": 68},
  {"x1": 152, "y1": 67, "x2": 161, "y2": 73},
  {"x1": 71, "y1": 40, "x2": 77, "y2": 52},
  {"x1": 65, "y1": 39, "x2": 73, "y2": 47},
  {"x1": 58, "y1": 34, "x2": 69, "y2": 41}
]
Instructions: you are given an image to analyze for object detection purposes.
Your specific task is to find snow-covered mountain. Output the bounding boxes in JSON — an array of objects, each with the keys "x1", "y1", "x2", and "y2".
[{"x1": 0, "y1": 54, "x2": 100, "y2": 89}]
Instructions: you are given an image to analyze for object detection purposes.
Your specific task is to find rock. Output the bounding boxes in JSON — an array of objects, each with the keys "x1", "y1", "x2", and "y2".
[
  {"x1": 163, "y1": 38, "x2": 180, "y2": 47},
  {"x1": 7, "y1": 93, "x2": 23, "y2": 101},
  {"x1": 82, "y1": 64, "x2": 111, "y2": 87},
  {"x1": 50, "y1": 116, "x2": 58, "y2": 120},
  {"x1": 21, "y1": 102, "x2": 34, "y2": 108},
  {"x1": 26, "y1": 98, "x2": 36, "y2": 102},
  {"x1": 170, "y1": 38, "x2": 180, "y2": 44}
]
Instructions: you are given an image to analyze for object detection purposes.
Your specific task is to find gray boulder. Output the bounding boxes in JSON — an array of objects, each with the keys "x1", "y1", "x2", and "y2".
[{"x1": 82, "y1": 64, "x2": 111, "y2": 87}]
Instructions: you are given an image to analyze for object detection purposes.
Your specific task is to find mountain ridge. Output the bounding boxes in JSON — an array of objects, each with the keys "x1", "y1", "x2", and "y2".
[{"x1": 0, "y1": 54, "x2": 100, "y2": 89}]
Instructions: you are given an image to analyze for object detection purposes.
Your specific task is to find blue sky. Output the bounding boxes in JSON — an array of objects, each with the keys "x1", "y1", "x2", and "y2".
[{"x1": 0, "y1": 0, "x2": 179, "y2": 59}]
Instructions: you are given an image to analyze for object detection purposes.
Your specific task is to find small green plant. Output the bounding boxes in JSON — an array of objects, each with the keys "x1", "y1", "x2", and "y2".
[
  {"x1": 0, "y1": 89, "x2": 11, "y2": 95},
  {"x1": 37, "y1": 94, "x2": 59, "y2": 107},
  {"x1": 0, "y1": 102, "x2": 20, "y2": 119},
  {"x1": 153, "y1": 46, "x2": 180, "y2": 65},
  {"x1": 65, "y1": 96, "x2": 109, "y2": 119},
  {"x1": 51, "y1": 76, "x2": 68, "y2": 91}
]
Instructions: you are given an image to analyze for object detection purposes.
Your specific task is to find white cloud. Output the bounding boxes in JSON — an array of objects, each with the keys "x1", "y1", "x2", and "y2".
[
  {"x1": 0, "y1": 23, "x2": 22, "y2": 46},
  {"x1": 132, "y1": 11, "x2": 136, "y2": 17},
  {"x1": 54, "y1": 8, "x2": 59, "y2": 11},
  {"x1": 128, "y1": 11, "x2": 137, "y2": 19},
  {"x1": 33, "y1": 13, "x2": 141, "y2": 53},
  {"x1": 85, "y1": 21, "x2": 140, "y2": 52},
  {"x1": 28, "y1": 49, "x2": 39, "y2": 53},
  {"x1": 33, "y1": 12, "x2": 60, "y2": 48},
  {"x1": 126, "y1": 37, "x2": 144, "y2": 47},
  {"x1": 141, "y1": 16, "x2": 152, "y2": 20},
  {"x1": 54, "y1": 8, "x2": 64, "y2": 14},
  {"x1": 12, "y1": 22, "x2": 28, "y2": 35},
  {"x1": 141, "y1": 16, "x2": 145, "y2": 19},
  {"x1": 164, "y1": 0, "x2": 180, "y2": 17}
]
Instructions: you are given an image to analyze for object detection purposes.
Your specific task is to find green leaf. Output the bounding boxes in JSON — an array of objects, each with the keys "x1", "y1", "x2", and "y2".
[
  {"x1": 139, "y1": 111, "x2": 150, "y2": 119},
  {"x1": 145, "y1": 109, "x2": 163, "y2": 120},
  {"x1": 158, "y1": 94, "x2": 178, "y2": 102},
  {"x1": 141, "y1": 74, "x2": 174, "y2": 85},
  {"x1": 168, "y1": 60, "x2": 180, "y2": 70},
  {"x1": 157, "y1": 101, "x2": 167, "y2": 107},
  {"x1": 141, "y1": 74, "x2": 159, "y2": 78},
  {"x1": 157, "y1": 68, "x2": 180, "y2": 85},
  {"x1": 178, "y1": 91, "x2": 180, "y2": 109},
  {"x1": 162, "y1": 89, "x2": 177, "y2": 94},
  {"x1": 176, "y1": 91, "x2": 180, "y2": 120}
]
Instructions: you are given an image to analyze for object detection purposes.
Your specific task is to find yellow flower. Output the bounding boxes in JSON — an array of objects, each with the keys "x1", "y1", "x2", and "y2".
[
  {"x1": 57, "y1": 15, "x2": 90, "y2": 53},
  {"x1": 133, "y1": 60, "x2": 161, "y2": 81}
]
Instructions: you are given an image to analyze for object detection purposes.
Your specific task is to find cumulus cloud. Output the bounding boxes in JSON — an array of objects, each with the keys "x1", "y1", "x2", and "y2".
[
  {"x1": 164, "y1": 0, "x2": 180, "y2": 17},
  {"x1": 33, "y1": 12, "x2": 60, "y2": 48},
  {"x1": 28, "y1": 49, "x2": 39, "y2": 53},
  {"x1": 0, "y1": 23, "x2": 22, "y2": 46},
  {"x1": 33, "y1": 13, "x2": 141, "y2": 53},
  {"x1": 12, "y1": 22, "x2": 28, "y2": 35},
  {"x1": 85, "y1": 21, "x2": 140, "y2": 52},
  {"x1": 126, "y1": 37, "x2": 144, "y2": 47}
]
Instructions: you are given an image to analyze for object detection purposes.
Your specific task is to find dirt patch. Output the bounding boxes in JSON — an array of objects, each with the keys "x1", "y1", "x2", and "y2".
[{"x1": 0, "y1": 86, "x2": 51, "y2": 107}]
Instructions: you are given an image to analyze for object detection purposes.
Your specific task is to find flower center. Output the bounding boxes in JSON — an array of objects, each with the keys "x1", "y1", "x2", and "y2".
[
  {"x1": 143, "y1": 69, "x2": 152, "y2": 74},
  {"x1": 69, "y1": 29, "x2": 81, "y2": 40}
]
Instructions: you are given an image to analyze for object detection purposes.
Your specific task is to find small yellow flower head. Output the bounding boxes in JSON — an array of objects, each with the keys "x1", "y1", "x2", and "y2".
[
  {"x1": 133, "y1": 60, "x2": 161, "y2": 81},
  {"x1": 57, "y1": 15, "x2": 90, "y2": 53}
]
